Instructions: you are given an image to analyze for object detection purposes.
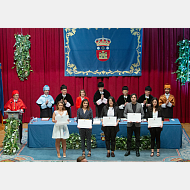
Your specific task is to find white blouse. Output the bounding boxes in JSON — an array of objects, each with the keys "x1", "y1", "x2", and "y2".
[
  {"x1": 153, "y1": 111, "x2": 158, "y2": 118},
  {"x1": 107, "y1": 107, "x2": 114, "y2": 117}
]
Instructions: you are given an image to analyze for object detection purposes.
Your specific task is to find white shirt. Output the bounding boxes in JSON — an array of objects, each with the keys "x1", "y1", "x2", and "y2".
[
  {"x1": 153, "y1": 111, "x2": 158, "y2": 118},
  {"x1": 107, "y1": 107, "x2": 114, "y2": 117}
]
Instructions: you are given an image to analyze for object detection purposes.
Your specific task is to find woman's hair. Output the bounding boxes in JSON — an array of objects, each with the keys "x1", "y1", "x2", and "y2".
[
  {"x1": 79, "y1": 89, "x2": 86, "y2": 97},
  {"x1": 106, "y1": 96, "x2": 117, "y2": 109},
  {"x1": 77, "y1": 156, "x2": 86, "y2": 162},
  {"x1": 80, "y1": 99, "x2": 90, "y2": 111},
  {"x1": 148, "y1": 97, "x2": 161, "y2": 112},
  {"x1": 56, "y1": 101, "x2": 66, "y2": 111}
]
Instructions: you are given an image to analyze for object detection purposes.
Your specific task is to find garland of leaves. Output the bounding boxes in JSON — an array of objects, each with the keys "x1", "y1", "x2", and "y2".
[
  {"x1": 13, "y1": 34, "x2": 32, "y2": 81},
  {"x1": 60, "y1": 133, "x2": 97, "y2": 149},
  {"x1": 3, "y1": 118, "x2": 21, "y2": 155},
  {"x1": 115, "y1": 135, "x2": 151, "y2": 151},
  {"x1": 175, "y1": 39, "x2": 190, "y2": 85}
]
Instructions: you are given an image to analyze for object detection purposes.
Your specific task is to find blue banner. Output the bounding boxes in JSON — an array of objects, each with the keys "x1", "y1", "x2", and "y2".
[
  {"x1": 0, "y1": 63, "x2": 4, "y2": 116},
  {"x1": 64, "y1": 28, "x2": 143, "y2": 77}
]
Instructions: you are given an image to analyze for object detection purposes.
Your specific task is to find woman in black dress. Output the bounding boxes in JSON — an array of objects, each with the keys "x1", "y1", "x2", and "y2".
[
  {"x1": 77, "y1": 99, "x2": 93, "y2": 157},
  {"x1": 101, "y1": 96, "x2": 120, "y2": 157},
  {"x1": 146, "y1": 97, "x2": 164, "y2": 157}
]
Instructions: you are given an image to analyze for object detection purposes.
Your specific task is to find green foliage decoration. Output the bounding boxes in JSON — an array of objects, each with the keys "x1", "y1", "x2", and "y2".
[
  {"x1": 12, "y1": 34, "x2": 32, "y2": 81},
  {"x1": 174, "y1": 39, "x2": 190, "y2": 85},
  {"x1": 3, "y1": 118, "x2": 21, "y2": 155},
  {"x1": 60, "y1": 133, "x2": 97, "y2": 149},
  {"x1": 115, "y1": 135, "x2": 151, "y2": 151}
]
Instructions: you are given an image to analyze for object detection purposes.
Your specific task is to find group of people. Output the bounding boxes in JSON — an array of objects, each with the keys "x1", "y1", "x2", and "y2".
[{"x1": 4, "y1": 82, "x2": 176, "y2": 159}]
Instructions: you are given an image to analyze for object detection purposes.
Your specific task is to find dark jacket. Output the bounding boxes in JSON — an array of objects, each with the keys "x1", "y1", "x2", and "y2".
[
  {"x1": 100, "y1": 106, "x2": 120, "y2": 133},
  {"x1": 146, "y1": 107, "x2": 164, "y2": 121}
]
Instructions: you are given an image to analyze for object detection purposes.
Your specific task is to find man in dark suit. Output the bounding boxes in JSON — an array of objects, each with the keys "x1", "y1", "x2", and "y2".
[
  {"x1": 93, "y1": 82, "x2": 110, "y2": 118},
  {"x1": 124, "y1": 93, "x2": 144, "y2": 157},
  {"x1": 55, "y1": 84, "x2": 74, "y2": 118},
  {"x1": 137, "y1": 86, "x2": 153, "y2": 118}
]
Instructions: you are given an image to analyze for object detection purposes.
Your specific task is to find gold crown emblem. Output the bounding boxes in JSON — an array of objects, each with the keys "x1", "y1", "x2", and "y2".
[{"x1": 95, "y1": 36, "x2": 111, "y2": 46}]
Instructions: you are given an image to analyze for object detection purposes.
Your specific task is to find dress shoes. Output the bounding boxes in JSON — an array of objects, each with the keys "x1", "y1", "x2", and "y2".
[
  {"x1": 111, "y1": 152, "x2": 115, "y2": 157},
  {"x1": 124, "y1": 151, "x2": 130, "y2": 156},
  {"x1": 106, "y1": 152, "x2": 110, "y2": 157},
  {"x1": 136, "y1": 150, "x2": 140, "y2": 157}
]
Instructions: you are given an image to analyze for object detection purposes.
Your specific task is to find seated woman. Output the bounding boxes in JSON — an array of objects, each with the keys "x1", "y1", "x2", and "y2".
[
  {"x1": 101, "y1": 96, "x2": 120, "y2": 157},
  {"x1": 76, "y1": 89, "x2": 89, "y2": 110},
  {"x1": 146, "y1": 97, "x2": 164, "y2": 157},
  {"x1": 52, "y1": 101, "x2": 70, "y2": 158},
  {"x1": 77, "y1": 99, "x2": 93, "y2": 157}
]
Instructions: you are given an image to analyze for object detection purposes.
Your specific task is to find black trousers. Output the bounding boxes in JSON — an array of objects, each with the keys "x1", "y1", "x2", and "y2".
[
  {"x1": 127, "y1": 124, "x2": 140, "y2": 151},
  {"x1": 149, "y1": 128, "x2": 162, "y2": 149},
  {"x1": 104, "y1": 126, "x2": 117, "y2": 151},
  {"x1": 79, "y1": 128, "x2": 92, "y2": 152}
]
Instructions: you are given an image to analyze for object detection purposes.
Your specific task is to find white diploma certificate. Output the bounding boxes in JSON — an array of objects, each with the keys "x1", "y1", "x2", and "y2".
[
  {"x1": 148, "y1": 117, "x2": 162, "y2": 127},
  {"x1": 78, "y1": 119, "x2": 92, "y2": 128},
  {"x1": 127, "y1": 113, "x2": 141, "y2": 122},
  {"x1": 55, "y1": 115, "x2": 69, "y2": 125},
  {"x1": 103, "y1": 116, "x2": 117, "y2": 126}
]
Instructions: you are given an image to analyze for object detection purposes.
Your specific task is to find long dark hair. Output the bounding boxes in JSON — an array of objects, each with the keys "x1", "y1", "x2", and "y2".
[
  {"x1": 148, "y1": 97, "x2": 161, "y2": 112},
  {"x1": 80, "y1": 99, "x2": 90, "y2": 111},
  {"x1": 106, "y1": 96, "x2": 117, "y2": 109}
]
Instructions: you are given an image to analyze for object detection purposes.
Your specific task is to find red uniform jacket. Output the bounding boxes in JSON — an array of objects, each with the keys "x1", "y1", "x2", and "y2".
[
  {"x1": 4, "y1": 98, "x2": 27, "y2": 111},
  {"x1": 76, "y1": 96, "x2": 89, "y2": 110}
]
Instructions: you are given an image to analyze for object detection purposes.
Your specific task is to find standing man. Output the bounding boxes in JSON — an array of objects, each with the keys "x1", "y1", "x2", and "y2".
[
  {"x1": 4, "y1": 90, "x2": 27, "y2": 144},
  {"x1": 137, "y1": 86, "x2": 153, "y2": 118},
  {"x1": 124, "y1": 93, "x2": 144, "y2": 157},
  {"x1": 117, "y1": 86, "x2": 131, "y2": 118},
  {"x1": 159, "y1": 83, "x2": 175, "y2": 118},
  {"x1": 55, "y1": 84, "x2": 74, "y2": 118},
  {"x1": 93, "y1": 82, "x2": 110, "y2": 118},
  {"x1": 36, "y1": 85, "x2": 54, "y2": 118}
]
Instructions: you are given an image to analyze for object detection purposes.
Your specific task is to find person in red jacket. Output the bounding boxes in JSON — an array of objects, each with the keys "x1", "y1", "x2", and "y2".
[
  {"x1": 4, "y1": 90, "x2": 27, "y2": 144},
  {"x1": 76, "y1": 89, "x2": 89, "y2": 110}
]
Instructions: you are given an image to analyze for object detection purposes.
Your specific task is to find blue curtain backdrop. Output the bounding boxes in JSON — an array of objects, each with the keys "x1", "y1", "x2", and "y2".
[
  {"x1": 64, "y1": 28, "x2": 143, "y2": 77},
  {"x1": 0, "y1": 63, "x2": 4, "y2": 116}
]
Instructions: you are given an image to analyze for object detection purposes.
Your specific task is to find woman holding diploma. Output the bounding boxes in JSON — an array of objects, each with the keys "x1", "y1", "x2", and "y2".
[
  {"x1": 146, "y1": 97, "x2": 164, "y2": 157},
  {"x1": 52, "y1": 101, "x2": 70, "y2": 158},
  {"x1": 101, "y1": 96, "x2": 120, "y2": 157},
  {"x1": 77, "y1": 99, "x2": 93, "y2": 157}
]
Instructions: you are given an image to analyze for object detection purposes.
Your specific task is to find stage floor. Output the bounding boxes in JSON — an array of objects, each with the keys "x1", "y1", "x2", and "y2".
[{"x1": 0, "y1": 127, "x2": 190, "y2": 162}]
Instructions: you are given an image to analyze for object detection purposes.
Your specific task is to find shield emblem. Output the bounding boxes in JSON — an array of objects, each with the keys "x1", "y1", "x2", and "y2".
[{"x1": 95, "y1": 36, "x2": 111, "y2": 62}]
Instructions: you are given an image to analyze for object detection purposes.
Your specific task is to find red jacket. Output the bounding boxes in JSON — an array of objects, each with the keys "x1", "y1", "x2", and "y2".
[
  {"x1": 4, "y1": 98, "x2": 27, "y2": 111},
  {"x1": 76, "y1": 96, "x2": 89, "y2": 110}
]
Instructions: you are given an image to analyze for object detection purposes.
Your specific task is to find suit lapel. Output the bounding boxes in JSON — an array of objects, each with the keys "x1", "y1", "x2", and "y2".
[{"x1": 135, "y1": 103, "x2": 139, "y2": 113}]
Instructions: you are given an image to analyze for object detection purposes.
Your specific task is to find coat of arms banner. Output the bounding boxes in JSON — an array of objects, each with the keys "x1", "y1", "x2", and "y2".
[{"x1": 64, "y1": 28, "x2": 143, "y2": 77}]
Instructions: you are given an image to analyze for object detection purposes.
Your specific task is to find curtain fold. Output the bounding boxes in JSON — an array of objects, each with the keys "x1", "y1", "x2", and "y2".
[{"x1": 0, "y1": 28, "x2": 189, "y2": 123}]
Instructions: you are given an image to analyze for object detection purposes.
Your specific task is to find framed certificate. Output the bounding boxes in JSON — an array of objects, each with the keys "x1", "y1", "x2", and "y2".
[
  {"x1": 148, "y1": 117, "x2": 162, "y2": 127},
  {"x1": 78, "y1": 119, "x2": 92, "y2": 128},
  {"x1": 127, "y1": 113, "x2": 141, "y2": 122},
  {"x1": 103, "y1": 116, "x2": 117, "y2": 126},
  {"x1": 55, "y1": 115, "x2": 69, "y2": 125}
]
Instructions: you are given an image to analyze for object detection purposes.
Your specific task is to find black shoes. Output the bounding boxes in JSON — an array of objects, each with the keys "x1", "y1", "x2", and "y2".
[
  {"x1": 124, "y1": 151, "x2": 130, "y2": 156},
  {"x1": 107, "y1": 152, "x2": 110, "y2": 157},
  {"x1": 136, "y1": 150, "x2": 140, "y2": 157},
  {"x1": 111, "y1": 152, "x2": 115, "y2": 157}
]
